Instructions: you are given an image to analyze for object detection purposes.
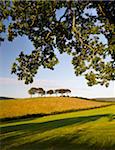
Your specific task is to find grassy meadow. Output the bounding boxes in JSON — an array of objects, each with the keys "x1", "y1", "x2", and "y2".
[{"x1": 0, "y1": 97, "x2": 115, "y2": 150}]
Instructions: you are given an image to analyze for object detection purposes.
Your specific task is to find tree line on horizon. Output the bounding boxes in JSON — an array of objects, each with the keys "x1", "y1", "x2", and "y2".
[{"x1": 28, "y1": 87, "x2": 71, "y2": 98}]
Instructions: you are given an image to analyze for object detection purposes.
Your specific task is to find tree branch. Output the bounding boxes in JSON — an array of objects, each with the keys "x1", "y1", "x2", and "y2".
[
  {"x1": 98, "y1": 4, "x2": 106, "y2": 17},
  {"x1": 72, "y1": 14, "x2": 95, "y2": 52},
  {"x1": 59, "y1": 8, "x2": 68, "y2": 22}
]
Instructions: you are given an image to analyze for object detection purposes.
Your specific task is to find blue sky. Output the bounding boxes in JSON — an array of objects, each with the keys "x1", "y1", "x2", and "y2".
[
  {"x1": 0, "y1": 35, "x2": 114, "y2": 98},
  {"x1": 0, "y1": 7, "x2": 114, "y2": 98}
]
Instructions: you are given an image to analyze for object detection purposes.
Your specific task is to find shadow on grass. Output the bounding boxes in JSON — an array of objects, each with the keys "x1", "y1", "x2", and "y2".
[
  {"x1": 1, "y1": 114, "x2": 115, "y2": 150},
  {"x1": 1, "y1": 114, "x2": 108, "y2": 133},
  {"x1": 14, "y1": 133, "x2": 115, "y2": 150},
  {"x1": 0, "y1": 113, "x2": 46, "y2": 123}
]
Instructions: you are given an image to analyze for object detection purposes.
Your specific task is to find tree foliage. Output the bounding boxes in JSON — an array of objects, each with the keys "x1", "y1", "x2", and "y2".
[
  {"x1": 0, "y1": 0, "x2": 115, "y2": 86},
  {"x1": 47, "y1": 90, "x2": 54, "y2": 95},
  {"x1": 65, "y1": 89, "x2": 71, "y2": 95},
  {"x1": 55, "y1": 89, "x2": 71, "y2": 96},
  {"x1": 37, "y1": 88, "x2": 45, "y2": 96},
  {"x1": 28, "y1": 87, "x2": 37, "y2": 97},
  {"x1": 28, "y1": 87, "x2": 45, "y2": 97}
]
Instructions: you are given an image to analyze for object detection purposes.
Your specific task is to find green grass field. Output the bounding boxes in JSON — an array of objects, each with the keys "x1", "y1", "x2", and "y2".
[{"x1": 0, "y1": 97, "x2": 115, "y2": 150}]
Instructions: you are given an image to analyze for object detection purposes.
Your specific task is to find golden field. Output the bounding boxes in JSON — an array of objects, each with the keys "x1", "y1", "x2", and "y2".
[{"x1": 0, "y1": 97, "x2": 110, "y2": 119}]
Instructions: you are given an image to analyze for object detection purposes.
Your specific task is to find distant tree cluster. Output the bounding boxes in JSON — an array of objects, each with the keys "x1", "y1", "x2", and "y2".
[
  {"x1": 28, "y1": 88, "x2": 45, "y2": 97},
  {"x1": 28, "y1": 87, "x2": 71, "y2": 98}
]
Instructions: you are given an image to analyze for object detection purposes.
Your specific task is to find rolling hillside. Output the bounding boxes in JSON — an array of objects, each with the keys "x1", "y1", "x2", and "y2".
[{"x1": 0, "y1": 97, "x2": 111, "y2": 119}]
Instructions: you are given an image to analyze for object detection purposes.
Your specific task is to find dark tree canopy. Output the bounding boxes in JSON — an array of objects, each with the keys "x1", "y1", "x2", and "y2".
[
  {"x1": 0, "y1": 0, "x2": 115, "y2": 86},
  {"x1": 37, "y1": 88, "x2": 45, "y2": 96},
  {"x1": 28, "y1": 87, "x2": 45, "y2": 97},
  {"x1": 28, "y1": 87, "x2": 37, "y2": 97},
  {"x1": 65, "y1": 89, "x2": 71, "y2": 95},
  {"x1": 54, "y1": 89, "x2": 71, "y2": 96},
  {"x1": 47, "y1": 90, "x2": 54, "y2": 95}
]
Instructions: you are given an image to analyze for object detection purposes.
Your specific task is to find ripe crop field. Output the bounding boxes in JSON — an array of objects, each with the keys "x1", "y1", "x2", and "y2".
[
  {"x1": 0, "y1": 97, "x2": 110, "y2": 119},
  {"x1": 0, "y1": 104, "x2": 115, "y2": 150}
]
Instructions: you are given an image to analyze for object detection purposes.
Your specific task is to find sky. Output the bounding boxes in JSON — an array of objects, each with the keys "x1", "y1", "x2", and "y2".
[
  {"x1": 0, "y1": 6, "x2": 114, "y2": 98},
  {"x1": 0, "y1": 35, "x2": 114, "y2": 98}
]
